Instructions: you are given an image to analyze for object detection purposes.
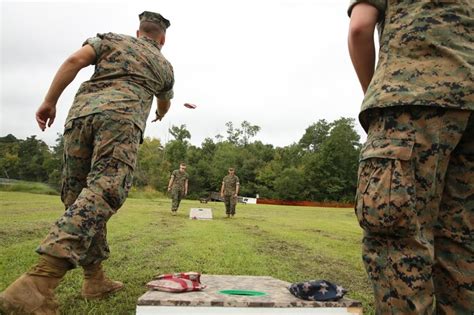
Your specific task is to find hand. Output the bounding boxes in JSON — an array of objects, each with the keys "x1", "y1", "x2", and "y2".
[
  {"x1": 152, "y1": 112, "x2": 164, "y2": 122},
  {"x1": 220, "y1": 193, "x2": 224, "y2": 198},
  {"x1": 36, "y1": 101, "x2": 57, "y2": 131},
  {"x1": 167, "y1": 187, "x2": 171, "y2": 192},
  {"x1": 184, "y1": 191, "x2": 188, "y2": 196}
]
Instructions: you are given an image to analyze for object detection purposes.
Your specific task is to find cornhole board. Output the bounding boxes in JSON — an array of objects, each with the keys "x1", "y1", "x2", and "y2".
[
  {"x1": 189, "y1": 208, "x2": 213, "y2": 220},
  {"x1": 136, "y1": 275, "x2": 362, "y2": 314}
]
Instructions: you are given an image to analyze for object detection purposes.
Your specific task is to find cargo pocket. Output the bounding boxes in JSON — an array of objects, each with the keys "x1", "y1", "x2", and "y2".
[
  {"x1": 112, "y1": 144, "x2": 138, "y2": 171},
  {"x1": 61, "y1": 120, "x2": 78, "y2": 208},
  {"x1": 112, "y1": 142, "x2": 138, "y2": 200},
  {"x1": 109, "y1": 128, "x2": 141, "y2": 207},
  {"x1": 355, "y1": 138, "x2": 417, "y2": 236},
  {"x1": 111, "y1": 122, "x2": 141, "y2": 171}
]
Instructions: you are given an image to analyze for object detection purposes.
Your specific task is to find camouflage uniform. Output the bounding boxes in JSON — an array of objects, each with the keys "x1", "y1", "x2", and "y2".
[
  {"x1": 170, "y1": 169, "x2": 189, "y2": 212},
  {"x1": 37, "y1": 30, "x2": 174, "y2": 267},
  {"x1": 348, "y1": 1, "x2": 473, "y2": 314},
  {"x1": 222, "y1": 174, "x2": 240, "y2": 215}
]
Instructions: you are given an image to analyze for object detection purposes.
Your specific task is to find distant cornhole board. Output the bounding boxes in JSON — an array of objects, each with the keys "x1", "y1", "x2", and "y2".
[
  {"x1": 136, "y1": 275, "x2": 362, "y2": 314},
  {"x1": 189, "y1": 208, "x2": 213, "y2": 220}
]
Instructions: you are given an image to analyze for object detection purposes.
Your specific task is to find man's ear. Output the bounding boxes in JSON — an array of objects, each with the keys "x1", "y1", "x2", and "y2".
[
  {"x1": 136, "y1": 30, "x2": 140, "y2": 38},
  {"x1": 160, "y1": 33, "x2": 166, "y2": 46}
]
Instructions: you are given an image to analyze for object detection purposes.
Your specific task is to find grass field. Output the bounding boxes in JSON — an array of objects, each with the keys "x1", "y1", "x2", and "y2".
[
  {"x1": 0, "y1": 191, "x2": 375, "y2": 314},
  {"x1": 0, "y1": 179, "x2": 58, "y2": 195}
]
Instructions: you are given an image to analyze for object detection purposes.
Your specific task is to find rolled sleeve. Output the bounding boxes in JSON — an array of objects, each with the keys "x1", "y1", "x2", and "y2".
[
  {"x1": 348, "y1": 0, "x2": 386, "y2": 17},
  {"x1": 157, "y1": 88, "x2": 174, "y2": 101},
  {"x1": 156, "y1": 67, "x2": 175, "y2": 101},
  {"x1": 82, "y1": 35, "x2": 102, "y2": 64}
]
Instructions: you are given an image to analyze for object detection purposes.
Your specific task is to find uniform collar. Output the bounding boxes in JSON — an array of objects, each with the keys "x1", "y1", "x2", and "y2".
[{"x1": 140, "y1": 36, "x2": 162, "y2": 50}]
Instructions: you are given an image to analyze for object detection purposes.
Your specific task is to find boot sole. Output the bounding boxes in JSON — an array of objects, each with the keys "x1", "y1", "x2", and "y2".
[{"x1": 81, "y1": 284, "x2": 124, "y2": 299}]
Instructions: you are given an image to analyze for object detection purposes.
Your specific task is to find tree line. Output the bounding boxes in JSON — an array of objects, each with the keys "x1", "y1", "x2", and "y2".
[{"x1": 0, "y1": 117, "x2": 361, "y2": 202}]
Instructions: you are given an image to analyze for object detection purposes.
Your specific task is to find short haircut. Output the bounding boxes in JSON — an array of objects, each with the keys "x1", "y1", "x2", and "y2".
[
  {"x1": 180, "y1": 163, "x2": 187, "y2": 167},
  {"x1": 228, "y1": 168, "x2": 235, "y2": 172},
  {"x1": 139, "y1": 21, "x2": 165, "y2": 37}
]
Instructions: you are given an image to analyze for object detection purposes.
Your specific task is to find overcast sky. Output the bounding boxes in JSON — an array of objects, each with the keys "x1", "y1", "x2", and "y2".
[{"x1": 1, "y1": 0, "x2": 367, "y2": 148}]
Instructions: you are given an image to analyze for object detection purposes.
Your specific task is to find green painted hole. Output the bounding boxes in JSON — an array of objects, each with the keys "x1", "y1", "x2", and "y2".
[{"x1": 218, "y1": 290, "x2": 267, "y2": 296}]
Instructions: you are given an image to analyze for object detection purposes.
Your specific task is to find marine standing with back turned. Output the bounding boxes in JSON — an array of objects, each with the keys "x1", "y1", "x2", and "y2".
[
  {"x1": 0, "y1": 11, "x2": 174, "y2": 314},
  {"x1": 348, "y1": 1, "x2": 473, "y2": 314}
]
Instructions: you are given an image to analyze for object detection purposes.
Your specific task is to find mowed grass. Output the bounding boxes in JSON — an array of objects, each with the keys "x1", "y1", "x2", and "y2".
[
  {"x1": 0, "y1": 191, "x2": 375, "y2": 314},
  {"x1": 0, "y1": 180, "x2": 58, "y2": 195}
]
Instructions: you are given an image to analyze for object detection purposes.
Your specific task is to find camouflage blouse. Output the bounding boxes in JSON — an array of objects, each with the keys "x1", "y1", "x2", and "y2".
[
  {"x1": 348, "y1": 0, "x2": 473, "y2": 130},
  {"x1": 66, "y1": 33, "x2": 174, "y2": 133},
  {"x1": 171, "y1": 170, "x2": 189, "y2": 191},
  {"x1": 222, "y1": 174, "x2": 240, "y2": 196}
]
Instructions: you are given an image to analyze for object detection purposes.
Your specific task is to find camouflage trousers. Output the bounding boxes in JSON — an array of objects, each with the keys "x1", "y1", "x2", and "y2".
[
  {"x1": 36, "y1": 113, "x2": 141, "y2": 267},
  {"x1": 224, "y1": 195, "x2": 237, "y2": 215},
  {"x1": 356, "y1": 106, "x2": 473, "y2": 315},
  {"x1": 170, "y1": 188, "x2": 185, "y2": 211}
]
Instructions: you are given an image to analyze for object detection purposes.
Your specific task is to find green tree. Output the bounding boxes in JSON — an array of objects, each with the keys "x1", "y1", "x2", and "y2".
[
  {"x1": 298, "y1": 119, "x2": 331, "y2": 153},
  {"x1": 201, "y1": 137, "x2": 217, "y2": 157},
  {"x1": 254, "y1": 144, "x2": 304, "y2": 199},
  {"x1": 169, "y1": 124, "x2": 191, "y2": 143},
  {"x1": 274, "y1": 167, "x2": 306, "y2": 200},
  {"x1": 224, "y1": 121, "x2": 261, "y2": 146},
  {"x1": 0, "y1": 134, "x2": 20, "y2": 178},
  {"x1": 210, "y1": 142, "x2": 241, "y2": 190},
  {"x1": 225, "y1": 121, "x2": 242, "y2": 145},
  {"x1": 304, "y1": 118, "x2": 360, "y2": 201},
  {"x1": 17, "y1": 136, "x2": 51, "y2": 182},
  {"x1": 0, "y1": 115, "x2": 361, "y2": 202},
  {"x1": 135, "y1": 137, "x2": 167, "y2": 190},
  {"x1": 240, "y1": 121, "x2": 261, "y2": 146},
  {"x1": 165, "y1": 124, "x2": 191, "y2": 169},
  {"x1": 237, "y1": 141, "x2": 273, "y2": 196},
  {"x1": 186, "y1": 145, "x2": 213, "y2": 199},
  {"x1": 45, "y1": 133, "x2": 64, "y2": 189}
]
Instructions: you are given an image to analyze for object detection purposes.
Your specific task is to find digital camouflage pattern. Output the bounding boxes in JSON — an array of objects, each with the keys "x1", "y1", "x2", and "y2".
[
  {"x1": 139, "y1": 11, "x2": 170, "y2": 30},
  {"x1": 66, "y1": 32, "x2": 174, "y2": 134},
  {"x1": 348, "y1": 1, "x2": 474, "y2": 313},
  {"x1": 37, "y1": 113, "x2": 141, "y2": 266},
  {"x1": 222, "y1": 174, "x2": 239, "y2": 215},
  {"x1": 170, "y1": 169, "x2": 188, "y2": 211},
  {"x1": 170, "y1": 169, "x2": 188, "y2": 191},
  {"x1": 348, "y1": 0, "x2": 474, "y2": 131},
  {"x1": 222, "y1": 174, "x2": 239, "y2": 196},
  {"x1": 355, "y1": 107, "x2": 473, "y2": 315},
  {"x1": 36, "y1": 22, "x2": 174, "y2": 266},
  {"x1": 170, "y1": 191, "x2": 184, "y2": 212},
  {"x1": 223, "y1": 195, "x2": 237, "y2": 216}
]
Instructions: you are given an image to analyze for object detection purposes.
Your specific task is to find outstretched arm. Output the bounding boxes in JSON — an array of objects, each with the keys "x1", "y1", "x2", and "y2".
[
  {"x1": 36, "y1": 44, "x2": 96, "y2": 131},
  {"x1": 348, "y1": 3, "x2": 379, "y2": 94},
  {"x1": 152, "y1": 99, "x2": 171, "y2": 122}
]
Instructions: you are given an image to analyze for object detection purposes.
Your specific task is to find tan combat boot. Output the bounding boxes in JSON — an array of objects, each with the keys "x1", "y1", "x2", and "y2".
[
  {"x1": 81, "y1": 263, "x2": 124, "y2": 299},
  {"x1": 0, "y1": 255, "x2": 71, "y2": 315}
]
